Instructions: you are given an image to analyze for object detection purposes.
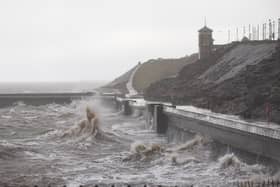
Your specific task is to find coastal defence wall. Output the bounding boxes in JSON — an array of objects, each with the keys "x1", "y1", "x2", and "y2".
[
  {"x1": 109, "y1": 97, "x2": 280, "y2": 163},
  {"x1": 0, "y1": 92, "x2": 95, "y2": 107},
  {"x1": 162, "y1": 106, "x2": 280, "y2": 162}
]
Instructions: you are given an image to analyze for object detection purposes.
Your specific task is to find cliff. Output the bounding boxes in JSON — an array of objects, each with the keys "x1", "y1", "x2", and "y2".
[{"x1": 145, "y1": 41, "x2": 280, "y2": 124}]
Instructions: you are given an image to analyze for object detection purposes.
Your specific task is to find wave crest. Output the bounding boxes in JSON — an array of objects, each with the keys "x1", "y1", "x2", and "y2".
[
  {"x1": 168, "y1": 135, "x2": 209, "y2": 152},
  {"x1": 123, "y1": 142, "x2": 163, "y2": 161},
  {"x1": 218, "y1": 153, "x2": 242, "y2": 169}
]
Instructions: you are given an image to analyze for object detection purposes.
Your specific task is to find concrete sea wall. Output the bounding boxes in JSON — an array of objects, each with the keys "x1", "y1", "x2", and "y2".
[
  {"x1": 105, "y1": 96, "x2": 280, "y2": 163},
  {"x1": 0, "y1": 92, "x2": 95, "y2": 107},
  {"x1": 163, "y1": 107, "x2": 280, "y2": 162}
]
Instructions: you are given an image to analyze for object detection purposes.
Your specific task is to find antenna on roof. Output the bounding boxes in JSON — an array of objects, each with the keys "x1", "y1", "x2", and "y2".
[
  {"x1": 272, "y1": 20, "x2": 275, "y2": 40},
  {"x1": 236, "y1": 28, "x2": 239, "y2": 41},
  {"x1": 204, "y1": 17, "x2": 207, "y2": 27},
  {"x1": 257, "y1": 24, "x2": 260, "y2": 40},
  {"x1": 269, "y1": 19, "x2": 272, "y2": 40},
  {"x1": 278, "y1": 18, "x2": 280, "y2": 40}
]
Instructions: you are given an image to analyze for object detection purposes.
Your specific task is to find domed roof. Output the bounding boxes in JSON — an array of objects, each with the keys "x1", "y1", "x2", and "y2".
[
  {"x1": 241, "y1": 36, "x2": 250, "y2": 42},
  {"x1": 198, "y1": 26, "x2": 213, "y2": 33}
]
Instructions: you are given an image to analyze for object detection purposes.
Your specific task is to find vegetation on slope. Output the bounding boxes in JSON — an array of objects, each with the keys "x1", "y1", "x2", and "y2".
[
  {"x1": 145, "y1": 41, "x2": 280, "y2": 124},
  {"x1": 133, "y1": 54, "x2": 198, "y2": 94},
  {"x1": 101, "y1": 65, "x2": 139, "y2": 94}
]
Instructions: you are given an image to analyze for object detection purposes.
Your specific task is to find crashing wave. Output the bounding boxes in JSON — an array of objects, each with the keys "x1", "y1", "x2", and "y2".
[
  {"x1": 131, "y1": 142, "x2": 162, "y2": 153},
  {"x1": 60, "y1": 106, "x2": 120, "y2": 144},
  {"x1": 167, "y1": 135, "x2": 208, "y2": 152},
  {"x1": 124, "y1": 135, "x2": 207, "y2": 163},
  {"x1": 218, "y1": 153, "x2": 242, "y2": 169},
  {"x1": 61, "y1": 118, "x2": 99, "y2": 138},
  {"x1": 123, "y1": 142, "x2": 163, "y2": 161},
  {"x1": 61, "y1": 106, "x2": 100, "y2": 139},
  {"x1": 170, "y1": 154, "x2": 200, "y2": 165}
]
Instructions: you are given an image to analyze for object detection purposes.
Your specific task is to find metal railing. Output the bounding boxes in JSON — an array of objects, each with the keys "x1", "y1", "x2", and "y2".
[
  {"x1": 164, "y1": 106, "x2": 280, "y2": 140},
  {"x1": 8, "y1": 185, "x2": 194, "y2": 187},
  {"x1": 236, "y1": 179, "x2": 280, "y2": 187}
]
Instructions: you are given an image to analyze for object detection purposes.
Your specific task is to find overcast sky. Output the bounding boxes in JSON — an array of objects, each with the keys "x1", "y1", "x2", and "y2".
[{"x1": 0, "y1": 0, "x2": 279, "y2": 82}]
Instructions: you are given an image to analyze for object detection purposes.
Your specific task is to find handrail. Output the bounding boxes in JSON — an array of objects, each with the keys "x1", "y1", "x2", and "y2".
[{"x1": 164, "y1": 106, "x2": 280, "y2": 140}]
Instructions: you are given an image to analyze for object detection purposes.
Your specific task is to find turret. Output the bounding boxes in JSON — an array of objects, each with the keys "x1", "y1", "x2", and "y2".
[{"x1": 198, "y1": 26, "x2": 213, "y2": 59}]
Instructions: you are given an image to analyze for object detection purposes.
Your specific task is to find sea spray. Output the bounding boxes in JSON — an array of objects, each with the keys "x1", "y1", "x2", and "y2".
[
  {"x1": 124, "y1": 142, "x2": 163, "y2": 161},
  {"x1": 130, "y1": 142, "x2": 147, "y2": 154},
  {"x1": 127, "y1": 137, "x2": 205, "y2": 164},
  {"x1": 128, "y1": 135, "x2": 209, "y2": 165},
  {"x1": 131, "y1": 109, "x2": 143, "y2": 118},
  {"x1": 61, "y1": 118, "x2": 97, "y2": 139},
  {"x1": 0, "y1": 96, "x2": 275, "y2": 186},
  {"x1": 167, "y1": 134, "x2": 209, "y2": 153},
  {"x1": 217, "y1": 153, "x2": 264, "y2": 171},
  {"x1": 153, "y1": 135, "x2": 206, "y2": 165},
  {"x1": 170, "y1": 153, "x2": 200, "y2": 165},
  {"x1": 218, "y1": 153, "x2": 242, "y2": 169}
]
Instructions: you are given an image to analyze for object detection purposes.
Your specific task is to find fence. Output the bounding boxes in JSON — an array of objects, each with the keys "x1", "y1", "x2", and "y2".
[
  {"x1": 8, "y1": 182, "x2": 280, "y2": 187},
  {"x1": 15, "y1": 185, "x2": 193, "y2": 187},
  {"x1": 236, "y1": 180, "x2": 280, "y2": 187}
]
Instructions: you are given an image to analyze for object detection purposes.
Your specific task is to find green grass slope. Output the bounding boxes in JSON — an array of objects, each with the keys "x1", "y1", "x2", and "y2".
[{"x1": 133, "y1": 54, "x2": 198, "y2": 94}]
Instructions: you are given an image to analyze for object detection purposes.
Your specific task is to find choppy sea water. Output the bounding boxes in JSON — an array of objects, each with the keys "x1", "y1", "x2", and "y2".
[{"x1": 0, "y1": 97, "x2": 279, "y2": 187}]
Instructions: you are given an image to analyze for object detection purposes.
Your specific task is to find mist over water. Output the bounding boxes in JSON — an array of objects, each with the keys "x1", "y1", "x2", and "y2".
[{"x1": 0, "y1": 96, "x2": 278, "y2": 186}]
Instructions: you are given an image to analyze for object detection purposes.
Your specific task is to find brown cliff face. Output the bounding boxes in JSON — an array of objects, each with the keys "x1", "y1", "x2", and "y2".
[{"x1": 145, "y1": 41, "x2": 280, "y2": 124}]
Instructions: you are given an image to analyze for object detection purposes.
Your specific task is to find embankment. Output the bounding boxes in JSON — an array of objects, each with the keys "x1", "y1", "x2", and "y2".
[
  {"x1": 101, "y1": 54, "x2": 198, "y2": 95},
  {"x1": 101, "y1": 64, "x2": 140, "y2": 94},
  {"x1": 132, "y1": 54, "x2": 198, "y2": 94},
  {"x1": 145, "y1": 41, "x2": 280, "y2": 124}
]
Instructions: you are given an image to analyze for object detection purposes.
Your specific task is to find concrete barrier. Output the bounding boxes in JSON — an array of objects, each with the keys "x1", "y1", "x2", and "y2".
[
  {"x1": 113, "y1": 97, "x2": 146, "y2": 116},
  {"x1": 123, "y1": 100, "x2": 132, "y2": 115},
  {"x1": 0, "y1": 92, "x2": 95, "y2": 107},
  {"x1": 107, "y1": 96, "x2": 280, "y2": 162},
  {"x1": 153, "y1": 104, "x2": 168, "y2": 134},
  {"x1": 162, "y1": 106, "x2": 280, "y2": 162}
]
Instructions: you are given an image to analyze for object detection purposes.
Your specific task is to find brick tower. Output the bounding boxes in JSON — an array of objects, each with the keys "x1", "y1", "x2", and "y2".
[{"x1": 198, "y1": 25, "x2": 213, "y2": 59}]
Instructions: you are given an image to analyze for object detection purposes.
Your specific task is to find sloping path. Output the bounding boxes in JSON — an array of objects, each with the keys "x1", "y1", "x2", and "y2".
[{"x1": 126, "y1": 64, "x2": 141, "y2": 97}]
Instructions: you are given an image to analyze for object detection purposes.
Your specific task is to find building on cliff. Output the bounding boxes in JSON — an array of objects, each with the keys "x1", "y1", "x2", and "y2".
[
  {"x1": 198, "y1": 25, "x2": 213, "y2": 59},
  {"x1": 198, "y1": 24, "x2": 238, "y2": 59}
]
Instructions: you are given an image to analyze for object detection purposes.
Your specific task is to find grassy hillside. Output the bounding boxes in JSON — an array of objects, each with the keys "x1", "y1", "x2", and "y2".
[
  {"x1": 145, "y1": 41, "x2": 280, "y2": 124},
  {"x1": 133, "y1": 54, "x2": 198, "y2": 93},
  {"x1": 101, "y1": 64, "x2": 139, "y2": 94}
]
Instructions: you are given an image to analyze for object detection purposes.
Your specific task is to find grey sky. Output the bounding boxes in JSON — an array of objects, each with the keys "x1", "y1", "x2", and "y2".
[{"x1": 0, "y1": 0, "x2": 279, "y2": 82}]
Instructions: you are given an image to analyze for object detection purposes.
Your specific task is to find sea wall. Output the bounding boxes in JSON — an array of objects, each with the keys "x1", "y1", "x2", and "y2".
[
  {"x1": 162, "y1": 106, "x2": 280, "y2": 162},
  {"x1": 107, "y1": 96, "x2": 280, "y2": 162},
  {"x1": 0, "y1": 92, "x2": 95, "y2": 107}
]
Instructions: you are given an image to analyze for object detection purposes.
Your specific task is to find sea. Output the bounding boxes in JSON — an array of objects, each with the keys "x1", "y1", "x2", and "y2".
[{"x1": 0, "y1": 82, "x2": 278, "y2": 187}]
